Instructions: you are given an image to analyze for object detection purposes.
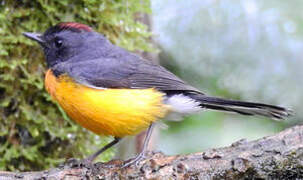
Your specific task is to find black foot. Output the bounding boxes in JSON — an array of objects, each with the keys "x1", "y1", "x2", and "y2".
[
  {"x1": 122, "y1": 152, "x2": 146, "y2": 168},
  {"x1": 62, "y1": 158, "x2": 94, "y2": 169}
]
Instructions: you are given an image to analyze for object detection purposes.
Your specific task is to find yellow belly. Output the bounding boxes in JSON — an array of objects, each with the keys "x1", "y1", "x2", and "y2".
[{"x1": 45, "y1": 70, "x2": 168, "y2": 137}]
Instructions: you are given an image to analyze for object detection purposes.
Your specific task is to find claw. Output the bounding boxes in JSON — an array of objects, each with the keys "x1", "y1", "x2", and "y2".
[
  {"x1": 122, "y1": 152, "x2": 146, "y2": 168},
  {"x1": 62, "y1": 158, "x2": 94, "y2": 169}
]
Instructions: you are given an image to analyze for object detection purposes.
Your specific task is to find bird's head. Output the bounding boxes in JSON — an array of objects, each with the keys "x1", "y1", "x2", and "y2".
[{"x1": 23, "y1": 22, "x2": 109, "y2": 68}]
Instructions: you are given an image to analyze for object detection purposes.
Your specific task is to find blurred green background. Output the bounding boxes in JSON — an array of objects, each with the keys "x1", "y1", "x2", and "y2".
[
  {"x1": 153, "y1": 0, "x2": 301, "y2": 155},
  {"x1": 0, "y1": 0, "x2": 301, "y2": 171}
]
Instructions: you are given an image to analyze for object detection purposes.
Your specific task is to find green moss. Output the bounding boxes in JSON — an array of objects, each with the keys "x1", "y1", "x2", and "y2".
[{"x1": 0, "y1": 0, "x2": 153, "y2": 171}]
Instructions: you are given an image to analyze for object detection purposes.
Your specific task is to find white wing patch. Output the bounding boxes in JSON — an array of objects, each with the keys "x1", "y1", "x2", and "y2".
[{"x1": 164, "y1": 94, "x2": 202, "y2": 121}]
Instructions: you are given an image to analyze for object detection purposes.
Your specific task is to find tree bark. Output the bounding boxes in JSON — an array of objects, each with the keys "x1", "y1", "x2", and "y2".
[{"x1": 1, "y1": 125, "x2": 303, "y2": 180}]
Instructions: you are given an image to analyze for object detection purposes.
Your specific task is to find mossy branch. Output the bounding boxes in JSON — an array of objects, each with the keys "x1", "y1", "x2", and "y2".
[{"x1": 0, "y1": 125, "x2": 303, "y2": 179}]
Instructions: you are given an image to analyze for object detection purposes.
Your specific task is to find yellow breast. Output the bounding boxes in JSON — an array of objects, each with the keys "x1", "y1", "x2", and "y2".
[{"x1": 44, "y1": 70, "x2": 168, "y2": 137}]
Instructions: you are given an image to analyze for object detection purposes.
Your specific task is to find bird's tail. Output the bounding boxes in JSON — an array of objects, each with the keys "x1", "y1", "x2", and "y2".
[{"x1": 188, "y1": 94, "x2": 292, "y2": 120}]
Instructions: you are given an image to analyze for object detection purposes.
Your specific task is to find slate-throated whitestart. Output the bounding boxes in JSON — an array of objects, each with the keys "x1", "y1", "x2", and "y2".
[{"x1": 23, "y1": 22, "x2": 292, "y2": 167}]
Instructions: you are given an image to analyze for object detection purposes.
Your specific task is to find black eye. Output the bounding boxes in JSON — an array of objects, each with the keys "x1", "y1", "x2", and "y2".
[{"x1": 54, "y1": 38, "x2": 63, "y2": 48}]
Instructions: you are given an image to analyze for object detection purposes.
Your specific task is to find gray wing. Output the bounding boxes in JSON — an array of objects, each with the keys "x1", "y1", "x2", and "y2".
[{"x1": 53, "y1": 54, "x2": 201, "y2": 93}]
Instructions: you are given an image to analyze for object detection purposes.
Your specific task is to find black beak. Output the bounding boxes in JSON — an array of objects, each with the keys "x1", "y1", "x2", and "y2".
[{"x1": 23, "y1": 32, "x2": 44, "y2": 44}]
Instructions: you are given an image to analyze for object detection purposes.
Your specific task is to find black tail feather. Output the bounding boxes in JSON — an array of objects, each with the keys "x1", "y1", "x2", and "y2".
[{"x1": 188, "y1": 94, "x2": 292, "y2": 120}]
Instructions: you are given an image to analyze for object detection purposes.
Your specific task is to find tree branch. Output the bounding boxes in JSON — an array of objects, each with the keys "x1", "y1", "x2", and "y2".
[{"x1": 1, "y1": 125, "x2": 303, "y2": 179}]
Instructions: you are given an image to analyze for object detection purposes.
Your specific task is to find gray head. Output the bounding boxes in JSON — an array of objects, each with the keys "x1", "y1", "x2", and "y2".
[{"x1": 23, "y1": 22, "x2": 111, "y2": 68}]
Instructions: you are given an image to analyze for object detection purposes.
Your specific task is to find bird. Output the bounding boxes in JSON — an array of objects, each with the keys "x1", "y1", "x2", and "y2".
[{"x1": 23, "y1": 22, "x2": 292, "y2": 167}]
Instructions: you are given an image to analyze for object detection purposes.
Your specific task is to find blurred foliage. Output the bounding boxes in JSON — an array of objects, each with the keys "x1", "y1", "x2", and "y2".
[
  {"x1": 152, "y1": 0, "x2": 302, "y2": 155},
  {"x1": 0, "y1": 0, "x2": 153, "y2": 171}
]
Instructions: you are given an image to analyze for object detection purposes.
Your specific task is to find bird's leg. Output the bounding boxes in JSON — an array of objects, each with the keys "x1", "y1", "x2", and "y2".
[
  {"x1": 86, "y1": 137, "x2": 121, "y2": 162},
  {"x1": 66, "y1": 137, "x2": 121, "y2": 168},
  {"x1": 122, "y1": 123, "x2": 155, "y2": 168}
]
